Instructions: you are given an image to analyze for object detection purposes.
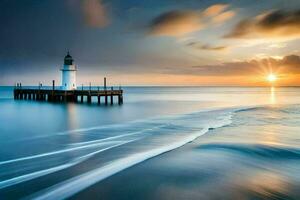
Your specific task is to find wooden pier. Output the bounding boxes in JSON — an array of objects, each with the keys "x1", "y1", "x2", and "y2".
[{"x1": 13, "y1": 79, "x2": 123, "y2": 105}]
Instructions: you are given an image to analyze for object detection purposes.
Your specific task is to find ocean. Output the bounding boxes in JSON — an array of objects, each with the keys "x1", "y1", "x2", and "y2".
[{"x1": 0, "y1": 86, "x2": 299, "y2": 199}]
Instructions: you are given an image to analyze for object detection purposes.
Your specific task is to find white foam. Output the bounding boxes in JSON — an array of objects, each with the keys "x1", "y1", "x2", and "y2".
[
  {"x1": 30, "y1": 113, "x2": 232, "y2": 200},
  {"x1": 0, "y1": 140, "x2": 121, "y2": 166},
  {"x1": 0, "y1": 139, "x2": 138, "y2": 189},
  {"x1": 68, "y1": 124, "x2": 166, "y2": 147}
]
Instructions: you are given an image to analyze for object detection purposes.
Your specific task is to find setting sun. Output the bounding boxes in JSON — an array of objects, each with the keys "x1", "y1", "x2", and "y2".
[{"x1": 267, "y1": 74, "x2": 277, "y2": 82}]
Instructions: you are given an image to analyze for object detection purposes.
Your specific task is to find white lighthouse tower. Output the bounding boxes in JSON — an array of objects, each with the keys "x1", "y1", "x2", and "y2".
[{"x1": 61, "y1": 52, "x2": 77, "y2": 90}]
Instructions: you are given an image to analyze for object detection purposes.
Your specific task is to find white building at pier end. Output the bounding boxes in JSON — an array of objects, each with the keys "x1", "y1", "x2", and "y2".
[{"x1": 61, "y1": 52, "x2": 77, "y2": 90}]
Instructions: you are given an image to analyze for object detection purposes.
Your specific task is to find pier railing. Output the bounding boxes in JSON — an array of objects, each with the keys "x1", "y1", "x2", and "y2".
[{"x1": 13, "y1": 79, "x2": 123, "y2": 105}]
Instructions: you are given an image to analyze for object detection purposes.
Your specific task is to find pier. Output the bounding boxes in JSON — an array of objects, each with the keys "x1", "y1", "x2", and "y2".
[
  {"x1": 13, "y1": 53, "x2": 124, "y2": 105},
  {"x1": 14, "y1": 79, "x2": 123, "y2": 105}
]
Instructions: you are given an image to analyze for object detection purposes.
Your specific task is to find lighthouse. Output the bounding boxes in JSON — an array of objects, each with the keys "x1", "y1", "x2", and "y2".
[
  {"x1": 14, "y1": 51, "x2": 123, "y2": 104},
  {"x1": 61, "y1": 52, "x2": 77, "y2": 90}
]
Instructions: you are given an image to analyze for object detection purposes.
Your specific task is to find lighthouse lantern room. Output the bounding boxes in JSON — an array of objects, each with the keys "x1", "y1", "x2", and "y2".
[{"x1": 61, "y1": 52, "x2": 77, "y2": 90}]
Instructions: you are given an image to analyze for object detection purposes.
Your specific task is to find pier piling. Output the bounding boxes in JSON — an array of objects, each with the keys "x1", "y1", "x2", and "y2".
[{"x1": 13, "y1": 79, "x2": 123, "y2": 105}]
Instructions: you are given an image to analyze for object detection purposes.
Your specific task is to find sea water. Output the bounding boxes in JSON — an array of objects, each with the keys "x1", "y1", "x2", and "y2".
[{"x1": 0, "y1": 86, "x2": 299, "y2": 199}]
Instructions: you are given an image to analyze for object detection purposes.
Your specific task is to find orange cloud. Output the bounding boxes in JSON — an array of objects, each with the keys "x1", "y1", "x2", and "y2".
[
  {"x1": 148, "y1": 4, "x2": 236, "y2": 37},
  {"x1": 212, "y1": 11, "x2": 236, "y2": 24},
  {"x1": 203, "y1": 4, "x2": 229, "y2": 17},
  {"x1": 225, "y1": 9, "x2": 300, "y2": 39},
  {"x1": 166, "y1": 54, "x2": 300, "y2": 76},
  {"x1": 83, "y1": 0, "x2": 109, "y2": 28},
  {"x1": 148, "y1": 10, "x2": 203, "y2": 36}
]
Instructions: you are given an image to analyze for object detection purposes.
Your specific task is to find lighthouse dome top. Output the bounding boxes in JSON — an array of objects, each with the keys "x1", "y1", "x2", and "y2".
[{"x1": 64, "y1": 52, "x2": 73, "y2": 65}]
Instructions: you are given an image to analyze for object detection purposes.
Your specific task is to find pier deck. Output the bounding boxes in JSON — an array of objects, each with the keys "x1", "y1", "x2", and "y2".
[{"x1": 14, "y1": 88, "x2": 123, "y2": 105}]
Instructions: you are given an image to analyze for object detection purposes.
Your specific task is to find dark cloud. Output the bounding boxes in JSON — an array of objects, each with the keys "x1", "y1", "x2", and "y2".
[
  {"x1": 225, "y1": 9, "x2": 300, "y2": 39},
  {"x1": 165, "y1": 54, "x2": 300, "y2": 76},
  {"x1": 279, "y1": 55, "x2": 300, "y2": 70},
  {"x1": 187, "y1": 42, "x2": 228, "y2": 51}
]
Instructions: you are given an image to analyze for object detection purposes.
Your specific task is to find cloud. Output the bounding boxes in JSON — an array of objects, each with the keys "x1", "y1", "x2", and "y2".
[
  {"x1": 82, "y1": 0, "x2": 109, "y2": 27},
  {"x1": 166, "y1": 54, "x2": 300, "y2": 76},
  {"x1": 187, "y1": 42, "x2": 228, "y2": 51},
  {"x1": 147, "y1": 4, "x2": 236, "y2": 37},
  {"x1": 203, "y1": 4, "x2": 229, "y2": 17},
  {"x1": 148, "y1": 10, "x2": 203, "y2": 36},
  {"x1": 212, "y1": 11, "x2": 236, "y2": 24},
  {"x1": 280, "y1": 54, "x2": 300, "y2": 68},
  {"x1": 225, "y1": 9, "x2": 300, "y2": 39}
]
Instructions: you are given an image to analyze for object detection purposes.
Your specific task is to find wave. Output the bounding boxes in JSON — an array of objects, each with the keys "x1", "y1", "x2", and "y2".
[
  {"x1": 197, "y1": 143, "x2": 300, "y2": 159},
  {"x1": 68, "y1": 124, "x2": 167, "y2": 147},
  {"x1": 0, "y1": 106, "x2": 238, "y2": 200},
  {"x1": 234, "y1": 107, "x2": 262, "y2": 113},
  {"x1": 234, "y1": 104, "x2": 300, "y2": 114},
  {"x1": 0, "y1": 140, "x2": 122, "y2": 166},
  {"x1": 28, "y1": 129, "x2": 210, "y2": 200},
  {"x1": 24, "y1": 110, "x2": 233, "y2": 200},
  {"x1": 0, "y1": 140, "x2": 138, "y2": 190}
]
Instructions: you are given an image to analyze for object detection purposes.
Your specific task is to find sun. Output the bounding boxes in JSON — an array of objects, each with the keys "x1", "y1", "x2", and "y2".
[{"x1": 267, "y1": 74, "x2": 277, "y2": 82}]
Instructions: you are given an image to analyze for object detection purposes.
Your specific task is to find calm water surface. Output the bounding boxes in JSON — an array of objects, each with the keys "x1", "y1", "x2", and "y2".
[{"x1": 0, "y1": 86, "x2": 299, "y2": 199}]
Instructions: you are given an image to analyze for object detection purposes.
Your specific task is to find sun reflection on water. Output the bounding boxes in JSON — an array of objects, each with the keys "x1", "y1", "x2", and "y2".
[
  {"x1": 270, "y1": 87, "x2": 276, "y2": 104},
  {"x1": 66, "y1": 103, "x2": 78, "y2": 130},
  {"x1": 65, "y1": 103, "x2": 82, "y2": 143}
]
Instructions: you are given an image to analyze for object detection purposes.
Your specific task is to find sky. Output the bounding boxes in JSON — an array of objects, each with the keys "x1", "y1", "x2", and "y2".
[{"x1": 0, "y1": 0, "x2": 300, "y2": 86}]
